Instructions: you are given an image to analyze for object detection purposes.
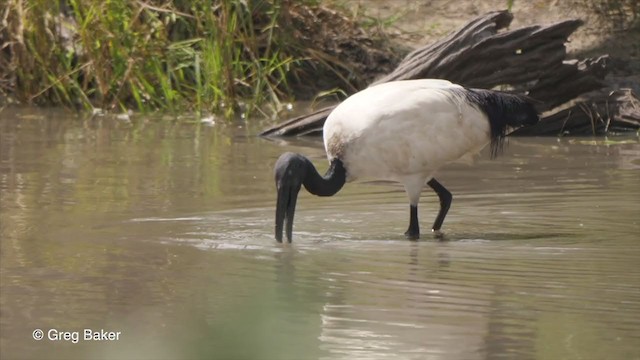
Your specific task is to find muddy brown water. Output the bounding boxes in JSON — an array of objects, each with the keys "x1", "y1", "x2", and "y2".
[{"x1": 1, "y1": 109, "x2": 639, "y2": 360}]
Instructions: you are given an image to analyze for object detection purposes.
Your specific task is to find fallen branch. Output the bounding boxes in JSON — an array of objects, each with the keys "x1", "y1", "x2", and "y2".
[
  {"x1": 511, "y1": 88, "x2": 640, "y2": 136},
  {"x1": 260, "y1": 9, "x2": 638, "y2": 137}
]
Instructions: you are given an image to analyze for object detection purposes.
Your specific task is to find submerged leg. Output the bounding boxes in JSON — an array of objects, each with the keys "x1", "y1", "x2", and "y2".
[
  {"x1": 403, "y1": 177, "x2": 426, "y2": 240},
  {"x1": 404, "y1": 205, "x2": 420, "y2": 240},
  {"x1": 427, "y1": 178, "x2": 452, "y2": 231}
]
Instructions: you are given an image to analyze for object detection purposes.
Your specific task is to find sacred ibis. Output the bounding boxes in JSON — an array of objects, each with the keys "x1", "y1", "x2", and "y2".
[{"x1": 274, "y1": 79, "x2": 539, "y2": 242}]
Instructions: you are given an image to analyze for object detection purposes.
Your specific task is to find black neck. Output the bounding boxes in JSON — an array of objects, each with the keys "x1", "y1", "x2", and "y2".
[{"x1": 303, "y1": 158, "x2": 346, "y2": 197}]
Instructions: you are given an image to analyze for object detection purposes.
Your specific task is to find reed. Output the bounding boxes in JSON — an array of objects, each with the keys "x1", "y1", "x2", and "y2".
[{"x1": 1, "y1": 0, "x2": 302, "y2": 116}]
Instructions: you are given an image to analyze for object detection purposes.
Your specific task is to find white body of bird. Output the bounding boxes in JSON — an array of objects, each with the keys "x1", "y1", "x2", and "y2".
[{"x1": 324, "y1": 79, "x2": 492, "y2": 205}]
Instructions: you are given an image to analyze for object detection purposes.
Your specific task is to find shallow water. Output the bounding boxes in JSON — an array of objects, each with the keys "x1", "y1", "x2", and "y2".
[{"x1": 1, "y1": 109, "x2": 639, "y2": 360}]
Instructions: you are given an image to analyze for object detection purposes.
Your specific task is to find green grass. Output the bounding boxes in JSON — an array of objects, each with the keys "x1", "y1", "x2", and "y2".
[{"x1": 1, "y1": 0, "x2": 306, "y2": 116}]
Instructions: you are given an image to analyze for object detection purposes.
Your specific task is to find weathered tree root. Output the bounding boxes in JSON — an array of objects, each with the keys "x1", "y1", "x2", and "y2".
[
  {"x1": 512, "y1": 88, "x2": 640, "y2": 136},
  {"x1": 260, "y1": 10, "x2": 639, "y2": 137}
]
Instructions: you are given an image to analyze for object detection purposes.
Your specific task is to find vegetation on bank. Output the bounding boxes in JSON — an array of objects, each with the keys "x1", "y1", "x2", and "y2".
[
  {"x1": 0, "y1": 0, "x2": 397, "y2": 117},
  {"x1": 1, "y1": 0, "x2": 636, "y2": 118}
]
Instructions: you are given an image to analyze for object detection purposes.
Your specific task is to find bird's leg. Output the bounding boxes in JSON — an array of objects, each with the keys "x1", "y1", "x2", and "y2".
[
  {"x1": 427, "y1": 178, "x2": 452, "y2": 231},
  {"x1": 404, "y1": 205, "x2": 420, "y2": 240}
]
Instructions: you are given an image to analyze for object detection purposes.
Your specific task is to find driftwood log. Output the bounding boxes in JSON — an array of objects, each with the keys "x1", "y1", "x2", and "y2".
[
  {"x1": 260, "y1": 10, "x2": 640, "y2": 137},
  {"x1": 512, "y1": 88, "x2": 640, "y2": 135}
]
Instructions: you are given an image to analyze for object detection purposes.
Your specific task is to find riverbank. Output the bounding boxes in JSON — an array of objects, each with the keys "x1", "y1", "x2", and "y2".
[
  {"x1": 0, "y1": 0, "x2": 399, "y2": 116},
  {"x1": 344, "y1": 0, "x2": 639, "y2": 91},
  {"x1": 1, "y1": 0, "x2": 637, "y2": 117}
]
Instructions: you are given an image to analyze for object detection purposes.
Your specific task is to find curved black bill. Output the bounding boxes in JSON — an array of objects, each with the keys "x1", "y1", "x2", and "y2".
[{"x1": 275, "y1": 183, "x2": 300, "y2": 243}]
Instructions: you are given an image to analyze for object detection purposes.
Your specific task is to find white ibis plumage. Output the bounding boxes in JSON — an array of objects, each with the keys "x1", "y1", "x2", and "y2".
[{"x1": 274, "y1": 79, "x2": 539, "y2": 242}]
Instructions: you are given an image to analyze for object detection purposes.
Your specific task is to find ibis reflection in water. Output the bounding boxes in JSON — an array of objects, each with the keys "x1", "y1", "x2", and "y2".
[{"x1": 273, "y1": 79, "x2": 540, "y2": 242}]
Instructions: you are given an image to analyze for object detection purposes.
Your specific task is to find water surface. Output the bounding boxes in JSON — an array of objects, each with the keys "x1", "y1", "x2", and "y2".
[{"x1": 1, "y1": 109, "x2": 639, "y2": 359}]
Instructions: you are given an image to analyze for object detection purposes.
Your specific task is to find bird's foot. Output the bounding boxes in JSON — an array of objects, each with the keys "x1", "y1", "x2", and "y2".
[
  {"x1": 432, "y1": 229, "x2": 446, "y2": 240},
  {"x1": 404, "y1": 229, "x2": 420, "y2": 240}
]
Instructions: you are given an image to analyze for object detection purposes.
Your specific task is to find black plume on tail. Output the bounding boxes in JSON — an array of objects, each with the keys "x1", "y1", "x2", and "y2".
[{"x1": 453, "y1": 88, "x2": 540, "y2": 158}]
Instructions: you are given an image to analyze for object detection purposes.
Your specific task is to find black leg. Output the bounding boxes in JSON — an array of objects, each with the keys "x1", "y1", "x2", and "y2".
[
  {"x1": 427, "y1": 178, "x2": 452, "y2": 231},
  {"x1": 404, "y1": 204, "x2": 420, "y2": 240}
]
